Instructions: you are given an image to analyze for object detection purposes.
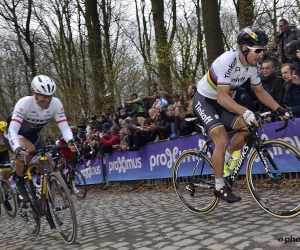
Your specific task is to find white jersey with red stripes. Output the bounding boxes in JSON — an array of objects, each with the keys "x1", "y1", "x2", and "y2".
[{"x1": 6, "y1": 96, "x2": 73, "y2": 152}]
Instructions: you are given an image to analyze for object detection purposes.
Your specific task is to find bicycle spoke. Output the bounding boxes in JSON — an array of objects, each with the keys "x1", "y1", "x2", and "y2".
[
  {"x1": 173, "y1": 150, "x2": 218, "y2": 214},
  {"x1": 49, "y1": 172, "x2": 77, "y2": 244},
  {"x1": 247, "y1": 140, "x2": 300, "y2": 218},
  {"x1": 1, "y1": 180, "x2": 17, "y2": 219}
]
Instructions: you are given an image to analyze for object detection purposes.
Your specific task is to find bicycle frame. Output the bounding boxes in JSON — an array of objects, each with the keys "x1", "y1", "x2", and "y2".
[
  {"x1": 24, "y1": 154, "x2": 60, "y2": 229},
  {"x1": 192, "y1": 114, "x2": 288, "y2": 188},
  {"x1": 25, "y1": 159, "x2": 48, "y2": 216}
]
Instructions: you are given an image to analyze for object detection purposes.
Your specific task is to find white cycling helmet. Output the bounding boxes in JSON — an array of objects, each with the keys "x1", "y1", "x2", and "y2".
[{"x1": 31, "y1": 75, "x2": 56, "y2": 96}]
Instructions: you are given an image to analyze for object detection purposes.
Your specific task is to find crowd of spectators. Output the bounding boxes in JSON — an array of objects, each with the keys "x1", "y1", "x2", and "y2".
[
  {"x1": 44, "y1": 81, "x2": 199, "y2": 166},
  {"x1": 44, "y1": 18, "x2": 300, "y2": 164},
  {"x1": 234, "y1": 18, "x2": 300, "y2": 121}
]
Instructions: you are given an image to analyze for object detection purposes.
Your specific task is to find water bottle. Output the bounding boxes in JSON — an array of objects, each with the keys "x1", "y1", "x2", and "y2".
[{"x1": 228, "y1": 150, "x2": 241, "y2": 170}]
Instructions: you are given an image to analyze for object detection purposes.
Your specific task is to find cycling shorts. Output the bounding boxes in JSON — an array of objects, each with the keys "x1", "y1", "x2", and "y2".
[
  {"x1": 192, "y1": 91, "x2": 240, "y2": 135},
  {"x1": 3, "y1": 133, "x2": 45, "y2": 153}
]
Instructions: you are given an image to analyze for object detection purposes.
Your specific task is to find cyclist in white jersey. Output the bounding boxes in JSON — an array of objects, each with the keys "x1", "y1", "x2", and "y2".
[
  {"x1": 193, "y1": 26, "x2": 290, "y2": 203},
  {"x1": 3, "y1": 75, "x2": 74, "y2": 203}
]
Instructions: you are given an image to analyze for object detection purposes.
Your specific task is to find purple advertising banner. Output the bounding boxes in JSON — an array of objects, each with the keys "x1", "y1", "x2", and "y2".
[
  {"x1": 76, "y1": 158, "x2": 104, "y2": 184},
  {"x1": 105, "y1": 119, "x2": 300, "y2": 181},
  {"x1": 105, "y1": 134, "x2": 207, "y2": 181}
]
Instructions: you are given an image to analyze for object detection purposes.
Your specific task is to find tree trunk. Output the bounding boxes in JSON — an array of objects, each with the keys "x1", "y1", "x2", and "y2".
[
  {"x1": 201, "y1": 0, "x2": 224, "y2": 67},
  {"x1": 85, "y1": 0, "x2": 106, "y2": 110},
  {"x1": 233, "y1": 0, "x2": 254, "y2": 29},
  {"x1": 150, "y1": 0, "x2": 175, "y2": 93},
  {"x1": 100, "y1": 0, "x2": 117, "y2": 112}
]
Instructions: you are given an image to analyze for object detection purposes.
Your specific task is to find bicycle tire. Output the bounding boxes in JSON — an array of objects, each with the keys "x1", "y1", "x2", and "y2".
[
  {"x1": 1, "y1": 180, "x2": 17, "y2": 219},
  {"x1": 173, "y1": 150, "x2": 219, "y2": 214},
  {"x1": 69, "y1": 168, "x2": 87, "y2": 200},
  {"x1": 48, "y1": 171, "x2": 77, "y2": 244},
  {"x1": 20, "y1": 180, "x2": 41, "y2": 236},
  {"x1": 246, "y1": 139, "x2": 300, "y2": 218}
]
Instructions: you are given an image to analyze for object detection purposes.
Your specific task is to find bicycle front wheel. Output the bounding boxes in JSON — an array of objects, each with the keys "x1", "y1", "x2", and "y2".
[
  {"x1": 173, "y1": 150, "x2": 218, "y2": 214},
  {"x1": 69, "y1": 168, "x2": 87, "y2": 200},
  {"x1": 1, "y1": 180, "x2": 17, "y2": 219},
  {"x1": 246, "y1": 139, "x2": 300, "y2": 218},
  {"x1": 48, "y1": 171, "x2": 77, "y2": 244}
]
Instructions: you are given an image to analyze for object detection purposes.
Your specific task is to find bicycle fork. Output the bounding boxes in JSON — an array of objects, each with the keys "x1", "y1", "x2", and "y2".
[
  {"x1": 46, "y1": 182, "x2": 62, "y2": 232},
  {"x1": 256, "y1": 146, "x2": 283, "y2": 181}
]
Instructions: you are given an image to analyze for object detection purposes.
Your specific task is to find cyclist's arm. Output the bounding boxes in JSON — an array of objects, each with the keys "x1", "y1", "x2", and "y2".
[
  {"x1": 217, "y1": 85, "x2": 247, "y2": 115},
  {"x1": 7, "y1": 99, "x2": 30, "y2": 152},
  {"x1": 53, "y1": 99, "x2": 73, "y2": 142},
  {"x1": 253, "y1": 84, "x2": 280, "y2": 111}
]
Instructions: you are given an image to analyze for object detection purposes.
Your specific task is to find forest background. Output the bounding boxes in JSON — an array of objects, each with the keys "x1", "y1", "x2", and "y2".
[{"x1": 0, "y1": 0, "x2": 299, "y2": 136}]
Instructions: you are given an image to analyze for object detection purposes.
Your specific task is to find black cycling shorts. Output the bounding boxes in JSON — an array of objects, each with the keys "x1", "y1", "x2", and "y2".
[
  {"x1": 192, "y1": 91, "x2": 240, "y2": 135},
  {"x1": 3, "y1": 133, "x2": 45, "y2": 153}
]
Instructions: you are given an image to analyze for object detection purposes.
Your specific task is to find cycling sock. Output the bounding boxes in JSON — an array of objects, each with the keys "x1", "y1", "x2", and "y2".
[
  {"x1": 224, "y1": 150, "x2": 232, "y2": 166},
  {"x1": 215, "y1": 177, "x2": 225, "y2": 191}
]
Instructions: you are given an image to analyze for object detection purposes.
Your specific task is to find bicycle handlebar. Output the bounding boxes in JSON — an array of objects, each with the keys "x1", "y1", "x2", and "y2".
[{"x1": 245, "y1": 111, "x2": 293, "y2": 139}]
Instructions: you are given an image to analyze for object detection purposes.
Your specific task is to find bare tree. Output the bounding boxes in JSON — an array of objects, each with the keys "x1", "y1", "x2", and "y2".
[
  {"x1": 233, "y1": 0, "x2": 254, "y2": 29},
  {"x1": 201, "y1": 0, "x2": 224, "y2": 66},
  {"x1": 85, "y1": 0, "x2": 106, "y2": 110},
  {"x1": 0, "y1": 0, "x2": 37, "y2": 89},
  {"x1": 171, "y1": 0, "x2": 206, "y2": 90},
  {"x1": 150, "y1": 0, "x2": 176, "y2": 93}
]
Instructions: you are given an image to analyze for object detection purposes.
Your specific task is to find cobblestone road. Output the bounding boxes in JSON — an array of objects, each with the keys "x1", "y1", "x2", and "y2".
[{"x1": 1, "y1": 189, "x2": 300, "y2": 250}]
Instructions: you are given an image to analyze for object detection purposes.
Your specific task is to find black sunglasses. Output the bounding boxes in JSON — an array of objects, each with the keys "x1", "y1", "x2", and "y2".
[{"x1": 246, "y1": 46, "x2": 266, "y2": 55}]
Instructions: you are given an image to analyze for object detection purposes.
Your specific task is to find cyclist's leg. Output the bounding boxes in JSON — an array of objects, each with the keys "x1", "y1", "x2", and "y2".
[
  {"x1": 221, "y1": 113, "x2": 248, "y2": 171},
  {"x1": 13, "y1": 137, "x2": 35, "y2": 202},
  {"x1": 225, "y1": 116, "x2": 248, "y2": 153},
  {"x1": 57, "y1": 156, "x2": 66, "y2": 173},
  {"x1": 193, "y1": 92, "x2": 240, "y2": 202}
]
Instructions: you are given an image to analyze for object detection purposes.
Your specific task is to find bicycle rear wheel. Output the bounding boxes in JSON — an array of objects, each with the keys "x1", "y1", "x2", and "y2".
[
  {"x1": 1, "y1": 180, "x2": 17, "y2": 219},
  {"x1": 20, "y1": 181, "x2": 40, "y2": 236},
  {"x1": 246, "y1": 139, "x2": 300, "y2": 218},
  {"x1": 69, "y1": 168, "x2": 87, "y2": 200},
  {"x1": 48, "y1": 171, "x2": 77, "y2": 244},
  {"x1": 173, "y1": 150, "x2": 219, "y2": 214}
]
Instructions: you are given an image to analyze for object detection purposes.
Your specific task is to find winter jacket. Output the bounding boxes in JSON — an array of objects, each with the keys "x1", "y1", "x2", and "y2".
[
  {"x1": 278, "y1": 25, "x2": 300, "y2": 61},
  {"x1": 100, "y1": 133, "x2": 121, "y2": 147}
]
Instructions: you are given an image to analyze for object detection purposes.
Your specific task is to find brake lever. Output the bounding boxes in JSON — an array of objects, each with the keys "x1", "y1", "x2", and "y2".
[{"x1": 254, "y1": 112, "x2": 264, "y2": 131}]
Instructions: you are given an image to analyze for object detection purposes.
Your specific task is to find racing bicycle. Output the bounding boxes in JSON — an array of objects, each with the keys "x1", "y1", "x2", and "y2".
[
  {"x1": 0, "y1": 161, "x2": 17, "y2": 218},
  {"x1": 54, "y1": 158, "x2": 87, "y2": 200},
  {"x1": 19, "y1": 145, "x2": 77, "y2": 244},
  {"x1": 173, "y1": 112, "x2": 300, "y2": 218}
]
